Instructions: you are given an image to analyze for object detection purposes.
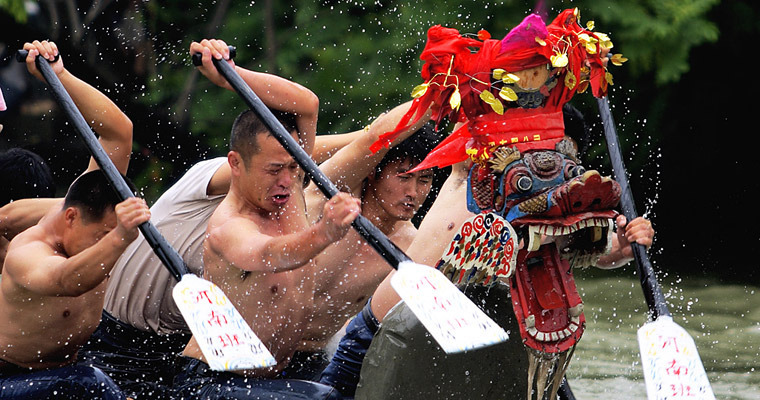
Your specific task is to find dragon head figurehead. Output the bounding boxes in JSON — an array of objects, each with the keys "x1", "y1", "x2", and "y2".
[{"x1": 371, "y1": 8, "x2": 626, "y2": 399}]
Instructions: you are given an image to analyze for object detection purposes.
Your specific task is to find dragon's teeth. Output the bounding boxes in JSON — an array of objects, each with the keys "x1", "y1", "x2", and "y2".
[{"x1": 592, "y1": 226, "x2": 602, "y2": 242}]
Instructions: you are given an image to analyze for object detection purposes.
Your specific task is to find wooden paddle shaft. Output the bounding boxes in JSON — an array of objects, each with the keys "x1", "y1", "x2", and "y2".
[{"x1": 597, "y1": 96, "x2": 670, "y2": 319}]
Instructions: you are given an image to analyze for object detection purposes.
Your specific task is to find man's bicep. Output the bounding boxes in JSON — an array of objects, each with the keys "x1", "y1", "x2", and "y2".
[
  {"x1": 0, "y1": 198, "x2": 61, "y2": 240},
  {"x1": 206, "y1": 221, "x2": 272, "y2": 272},
  {"x1": 319, "y1": 137, "x2": 379, "y2": 191},
  {"x1": 85, "y1": 134, "x2": 133, "y2": 175}
]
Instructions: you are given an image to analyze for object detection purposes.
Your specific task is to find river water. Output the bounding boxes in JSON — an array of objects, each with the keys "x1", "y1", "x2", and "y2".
[{"x1": 564, "y1": 271, "x2": 760, "y2": 399}]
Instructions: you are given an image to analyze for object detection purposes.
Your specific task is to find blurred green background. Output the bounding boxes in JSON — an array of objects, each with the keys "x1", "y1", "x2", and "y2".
[{"x1": 1, "y1": 0, "x2": 757, "y2": 284}]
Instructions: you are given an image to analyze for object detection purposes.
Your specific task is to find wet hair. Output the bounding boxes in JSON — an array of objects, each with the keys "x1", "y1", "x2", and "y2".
[
  {"x1": 230, "y1": 109, "x2": 298, "y2": 166},
  {"x1": 0, "y1": 148, "x2": 55, "y2": 206},
  {"x1": 374, "y1": 122, "x2": 442, "y2": 175},
  {"x1": 563, "y1": 103, "x2": 590, "y2": 156},
  {"x1": 63, "y1": 170, "x2": 135, "y2": 223}
]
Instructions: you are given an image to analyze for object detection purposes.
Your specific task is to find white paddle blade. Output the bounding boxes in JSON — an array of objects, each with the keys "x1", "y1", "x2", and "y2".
[
  {"x1": 172, "y1": 274, "x2": 277, "y2": 371},
  {"x1": 638, "y1": 316, "x2": 715, "y2": 399},
  {"x1": 391, "y1": 261, "x2": 509, "y2": 354}
]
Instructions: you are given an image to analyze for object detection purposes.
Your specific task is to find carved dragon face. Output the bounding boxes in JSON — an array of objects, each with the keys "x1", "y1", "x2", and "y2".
[{"x1": 437, "y1": 139, "x2": 621, "y2": 398}]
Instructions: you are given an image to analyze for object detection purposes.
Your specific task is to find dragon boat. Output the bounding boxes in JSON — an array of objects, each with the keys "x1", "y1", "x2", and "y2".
[{"x1": 357, "y1": 8, "x2": 626, "y2": 399}]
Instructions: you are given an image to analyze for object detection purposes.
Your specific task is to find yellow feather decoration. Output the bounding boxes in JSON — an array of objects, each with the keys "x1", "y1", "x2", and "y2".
[
  {"x1": 449, "y1": 88, "x2": 461, "y2": 111},
  {"x1": 411, "y1": 83, "x2": 429, "y2": 98},
  {"x1": 479, "y1": 90, "x2": 504, "y2": 115},
  {"x1": 498, "y1": 86, "x2": 518, "y2": 102},
  {"x1": 551, "y1": 52, "x2": 569, "y2": 68},
  {"x1": 502, "y1": 73, "x2": 520, "y2": 84},
  {"x1": 610, "y1": 54, "x2": 628, "y2": 66},
  {"x1": 565, "y1": 72, "x2": 577, "y2": 90},
  {"x1": 605, "y1": 72, "x2": 614, "y2": 86}
]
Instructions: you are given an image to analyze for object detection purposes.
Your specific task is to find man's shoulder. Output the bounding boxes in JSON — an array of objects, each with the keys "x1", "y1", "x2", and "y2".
[
  {"x1": 207, "y1": 205, "x2": 264, "y2": 241},
  {"x1": 389, "y1": 221, "x2": 418, "y2": 248},
  {"x1": 6, "y1": 226, "x2": 52, "y2": 255},
  {"x1": 3, "y1": 229, "x2": 58, "y2": 283}
]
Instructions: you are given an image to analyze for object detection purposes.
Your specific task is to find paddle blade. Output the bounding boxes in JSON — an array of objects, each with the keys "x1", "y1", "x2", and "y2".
[
  {"x1": 391, "y1": 261, "x2": 509, "y2": 354},
  {"x1": 172, "y1": 274, "x2": 277, "y2": 371},
  {"x1": 638, "y1": 316, "x2": 715, "y2": 399}
]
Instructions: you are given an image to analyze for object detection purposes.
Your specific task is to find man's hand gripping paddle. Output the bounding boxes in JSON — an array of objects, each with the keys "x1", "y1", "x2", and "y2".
[
  {"x1": 598, "y1": 95, "x2": 715, "y2": 399},
  {"x1": 17, "y1": 50, "x2": 276, "y2": 371},
  {"x1": 193, "y1": 48, "x2": 508, "y2": 354}
]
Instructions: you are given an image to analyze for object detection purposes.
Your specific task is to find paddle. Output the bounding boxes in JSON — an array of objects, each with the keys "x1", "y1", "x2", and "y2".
[
  {"x1": 192, "y1": 48, "x2": 508, "y2": 354},
  {"x1": 597, "y1": 95, "x2": 715, "y2": 399},
  {"x1": 18, "y1": 49, "x2": 277, "y2": 371}
]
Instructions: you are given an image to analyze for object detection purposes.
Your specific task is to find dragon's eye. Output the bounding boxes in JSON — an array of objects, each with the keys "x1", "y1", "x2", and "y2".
[
  {"x1": 512, "y1": 174, "x2": 533, "y2": 193},
  {"x1": 503, "y1": 164, "x2": 533, "y2": 195}
]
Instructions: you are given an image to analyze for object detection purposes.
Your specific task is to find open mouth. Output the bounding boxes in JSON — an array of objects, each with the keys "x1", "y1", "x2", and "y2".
[
  {"x1": 272, "y1": 194, "x2": 290, "y2": 205},
  {"x1": 509, "y1": 216, "x2": 613, "y2": 353},
  {"x1": 510, "y1": 241, "x2": 584, "y2": 353},
  {"x1": 401, "y1": 201, "x2": 417, "y2": 210},
  {"x1": 524, "y1": 216, "x2": 614, "y2": 266}
]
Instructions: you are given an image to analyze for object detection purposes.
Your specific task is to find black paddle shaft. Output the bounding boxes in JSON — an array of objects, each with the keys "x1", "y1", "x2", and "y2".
[
  {"x1": 597, "y1": 96, "x2": 670, "y2": 319},
  {"x1": 193, "y1": 50, "x2": 411, "y2": 268},
  {"x1": 17, "y1": 49, "x2": 188, "y2": 281}
]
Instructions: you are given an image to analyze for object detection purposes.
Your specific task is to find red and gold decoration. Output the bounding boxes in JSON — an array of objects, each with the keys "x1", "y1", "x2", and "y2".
[{"x1": 371, "y1": 8, "x2": 626, "y2": 171}]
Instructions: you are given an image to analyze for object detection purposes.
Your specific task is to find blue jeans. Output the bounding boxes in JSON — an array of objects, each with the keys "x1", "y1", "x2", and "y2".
[
  {"x1": 0, "y1": 363, "x2": 125, "y2": 399},
  {"x1": 172, "y1": 356, "x2": 343, "y2": 399},
  {"x1": 77, "y1": 310, "x2": 191, "y2": 400},
  {"x1": 318, "y1": 301, "x2": 380, "y2": 397}
]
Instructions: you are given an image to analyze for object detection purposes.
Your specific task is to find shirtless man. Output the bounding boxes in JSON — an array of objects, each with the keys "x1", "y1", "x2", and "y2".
[
  {"x1": 0, "y1": 40, "x2": 150, "y2": 399},
  {"x1": 319, "y1": 118, "x2": 657, "y2": 397},
  {"x1": 171, "y1": 39, "x2": 360, "y2": 400},
  {"x1": 76, "y1": 38, "x2": 335, "y2": 400},
  {"x1": 0, "y1": 39, "x2": 420, "y2": 398},
  {"x1": 293, "y1": 106, "x2": 438, "y2": 376}
]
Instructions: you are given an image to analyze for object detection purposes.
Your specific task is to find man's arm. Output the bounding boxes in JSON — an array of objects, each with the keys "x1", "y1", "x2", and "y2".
[
  {"x1": 3, "y1": 198, "x2": 149, "y2": 297},
  {"x1": 312, "y1": 130, "x2": 364, "y2": 164},
  {"x1": 596, "y1": 215, "x2": 655, "y2": 269},
  {"x1": 190, "y1": 39, "x2": 319, "y2": 156},
  {"x1": 0, "y1": 198, "x2": 62, "y2": 242},
  {"x1": 207, "y1": 193, "x2": 360, "y2": 273},
  {"x1": 305, "y1": 101, "x2": 431, "y2": 222},
  {"x1": 321, "y1": 101, "x2": 430, "y2": 192},
  {"x1": 23, "y1": 40, "x2": 133, "y2": 175}
]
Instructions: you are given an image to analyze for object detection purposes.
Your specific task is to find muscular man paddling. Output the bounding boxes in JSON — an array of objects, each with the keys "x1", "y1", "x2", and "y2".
[
  {"x1": 296, "y1": 111, "x2": 439, "y2": 373},
  {"x1": 172, "y1": 39, "x2": 359, "y2": 400},
  {"x1": 0, "y1": 40, "x2": 149, "y2": 400}
]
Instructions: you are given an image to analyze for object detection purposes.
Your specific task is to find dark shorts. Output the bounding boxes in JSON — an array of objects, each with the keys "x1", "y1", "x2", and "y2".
[
  {"x1": 172, "y1": 356, "x2": 342, "y2": 400},
  {"x1": 0, "y1": 363, "x2": 125, "y2": 400},
  {"x1": 318, "y1": 301, "x2": 380, "y2": 397},
  {"x1": 77, "y1": 310, "x2": 192, "y2": 400},
  {"x1": 281, "y1": 350, "x2": 329, "y2": 381}
]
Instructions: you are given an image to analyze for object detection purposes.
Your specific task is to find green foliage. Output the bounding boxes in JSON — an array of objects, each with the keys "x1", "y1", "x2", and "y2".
[
  {"x1": 3, "y1": 0, "x2": 720, "y2": 202},
  {"x1": 0, "y1": 0, "x2": 27, "y2": 23},
  {"x1": 583, "y1": 0, "x2": 719, "y2": 85}
]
